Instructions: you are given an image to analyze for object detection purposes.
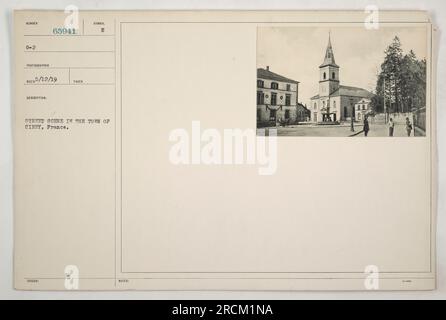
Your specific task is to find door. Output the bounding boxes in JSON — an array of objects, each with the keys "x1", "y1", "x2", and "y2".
[{"x1": 270, "y1": 109, "x2": 277, "y2": 121}]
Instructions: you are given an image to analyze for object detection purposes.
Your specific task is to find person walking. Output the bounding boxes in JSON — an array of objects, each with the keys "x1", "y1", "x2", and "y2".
[
  {"x1": 388, "y1": 118, "x2": 394, "y2": 137},
  {"x1": 405, "y1": 117, "x2": 413, "y2": 137},
  {"x1": 363, "y1": 115, "x2": 370, "y2": 137}
]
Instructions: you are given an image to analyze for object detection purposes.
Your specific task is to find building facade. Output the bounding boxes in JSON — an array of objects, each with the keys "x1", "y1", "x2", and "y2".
[
  {"x1": 257, "y1": 66, "x2": 306, "y2": 125},
  {"x1": 310, "y1": 35, "x2": 373, "y2": 123},
  {"x1": 354, "y1": 98, "x2": 372, "y2": 121}
]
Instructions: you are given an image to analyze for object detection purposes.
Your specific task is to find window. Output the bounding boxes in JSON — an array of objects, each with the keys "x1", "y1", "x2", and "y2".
[
  {"x1": 271, "y1": 82, "x2": 278, "y2": 90},
  {"x1": 285, "y1": 110, "x2": 290, "y2": 119},
  {"x1": 257, "y1": 108, "x2": 261, "y2": 120},
  {"x1": 323, "y1": 72, "x2": 326, "y2": 80},
  {"x1": 332, "y1": 72, "x2": 335, "y2": 79},
  {"x1": 333, "y1": 100, "x2": 336, "y2": 109},
  {"x1": 286, "y1": 84, "x2": 291, "y2": 91},
  {"x1": 285, "y1": 94, "x2": 291, "y2": 106},
  {"x1": 271, "y1": 92, "x2": 277, "y2": 105},
  {"x1": 314, "y1": 103, "x2": 317, "y2": 110},
  {"x1": 323, "y1": 101, "x2": 326, "y2": 107},
  {"x1": 357, "y1": 105, "x2": 360, "y2": 111},
  {"x1": 257, "y1": 91, "x2": 264, "y2": 105},
  {"x1": 362, "y1": 105, "x2": 366, "y2": 110},
  {"x1": 257, "y1": 80, "x2": 264, "y2": 88}
]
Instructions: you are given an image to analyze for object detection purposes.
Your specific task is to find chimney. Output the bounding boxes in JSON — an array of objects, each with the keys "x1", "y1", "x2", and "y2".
[{"x1": 266, "y1": 66, "x2": 269, "y2": 71}]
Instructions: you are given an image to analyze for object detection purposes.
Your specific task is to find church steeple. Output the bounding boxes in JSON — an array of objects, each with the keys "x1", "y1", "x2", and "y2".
[
  {"x1": 320, "y1": 32, "x2": 339, "y2": 68},
  {"x1": 318, "y1": 32, "x2": 340, "y2": 97}
]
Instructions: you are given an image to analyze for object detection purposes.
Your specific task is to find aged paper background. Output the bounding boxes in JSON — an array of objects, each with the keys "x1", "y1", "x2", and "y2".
[{"x1": 11, "y1": 10, "x2": 437, "y2": 291}]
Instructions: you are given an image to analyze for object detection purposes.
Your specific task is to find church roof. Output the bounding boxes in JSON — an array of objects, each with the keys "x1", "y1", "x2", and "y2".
[
  {"x1": 319, "y1": 33, "x2": 339, "y2": 68},
  {"x1": 332, "y1": 85, "x2": 374, "y2": 98},
  {"x1": 257, "y1": 67, "x2": 299, "y2": 84},
  {"x1": 310, "y1": 85, "x2": 374, "y2": 100}
]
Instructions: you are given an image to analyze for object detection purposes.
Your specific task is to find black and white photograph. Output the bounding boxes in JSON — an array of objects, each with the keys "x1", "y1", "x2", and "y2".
[{"x1": 257, "y1": 26, "x2": 428, "y2": 137}]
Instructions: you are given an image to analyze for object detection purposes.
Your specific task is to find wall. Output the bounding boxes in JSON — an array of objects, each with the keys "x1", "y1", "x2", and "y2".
[{"x1": 257, "y1": 77, "x2": 299, "y2": 122}]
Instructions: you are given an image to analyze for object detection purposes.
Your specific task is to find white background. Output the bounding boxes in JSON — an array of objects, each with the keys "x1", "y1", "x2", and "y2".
[{"x1": 1, "y1": 0, "x2": 444, "y2": 299}]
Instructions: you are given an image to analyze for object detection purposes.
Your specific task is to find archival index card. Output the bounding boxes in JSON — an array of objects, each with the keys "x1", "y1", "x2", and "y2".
[{"x1": 13, "y1": 10, "x2": 437, "y2": 290}]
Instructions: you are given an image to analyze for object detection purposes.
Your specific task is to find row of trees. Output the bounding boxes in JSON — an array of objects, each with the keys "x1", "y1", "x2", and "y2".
[{"x1": 371, "y1": 36, "x2": 426, "y2": 114}]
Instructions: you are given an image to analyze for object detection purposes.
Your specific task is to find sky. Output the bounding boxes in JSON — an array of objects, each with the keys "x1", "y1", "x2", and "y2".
[{"x1": 257, "y1": 26, "x2": 428, "y2": 107}]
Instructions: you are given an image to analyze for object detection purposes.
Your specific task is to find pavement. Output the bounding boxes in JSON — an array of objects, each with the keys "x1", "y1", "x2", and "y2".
[
  {"x1": 363, "y1": 123, "x2": 413, "y2": 137},
  {"x1": 273, "y1": 122, "x2": 416, "y2": 137}
]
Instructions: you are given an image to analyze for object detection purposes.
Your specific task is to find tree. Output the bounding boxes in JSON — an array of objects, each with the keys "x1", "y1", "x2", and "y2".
[
  {"x1": 372, "y1": 37, "x2": 426, "y2": 114},
  {"x1": 381, "y1": 36, "x2": 403, "y2": 113},
  {"x1": 400, "y1": 50, "x2": 426, "y2": 112}
]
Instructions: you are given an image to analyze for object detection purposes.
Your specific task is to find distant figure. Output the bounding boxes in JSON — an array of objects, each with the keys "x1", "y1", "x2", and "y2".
[
  {"x1": 405, "y1": 117, "x2": 413, "y2": 137},
  {"x1": 388, "y1": 118, "x2": 394, "y2": 137},
  {"x1": 363, "y1": 115, "x2": 369, "y2": 137}
]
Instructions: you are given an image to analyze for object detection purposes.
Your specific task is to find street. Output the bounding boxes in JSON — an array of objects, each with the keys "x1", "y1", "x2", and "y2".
[{"x1": 274, "y1": 122, "x2": 415, "y2": 137}]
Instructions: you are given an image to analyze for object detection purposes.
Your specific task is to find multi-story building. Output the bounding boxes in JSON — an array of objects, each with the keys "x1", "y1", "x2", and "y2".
[{"x1": 257, "y1": 66, "x2": 305, "y2": 125}]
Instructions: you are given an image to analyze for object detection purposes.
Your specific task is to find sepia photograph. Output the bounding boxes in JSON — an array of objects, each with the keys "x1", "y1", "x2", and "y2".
[
  {"x1": 5, "y1": 6, "x2": 441, "y2": 299},
  {"x1": 256, "y1": 26, "x2": 428, "y2": 137}
]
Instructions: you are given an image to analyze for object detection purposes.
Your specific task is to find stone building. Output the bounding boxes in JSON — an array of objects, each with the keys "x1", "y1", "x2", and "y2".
[
  {"x1": 310, "y1": 34, "x2": 373, "y2": 123},
  {"x1": 257, "y1": 66, "x2": 307, "y2": 125},
  {"x1": 354, "y1": 98, "x2": 372, "y2": 121}
]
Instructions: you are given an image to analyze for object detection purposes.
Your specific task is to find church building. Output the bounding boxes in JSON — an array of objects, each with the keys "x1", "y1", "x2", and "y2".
[{"x1": 310, "y1": 34, "x2": 373, "y2": 123}]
